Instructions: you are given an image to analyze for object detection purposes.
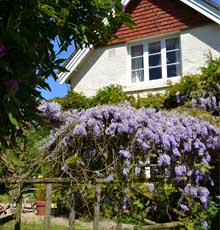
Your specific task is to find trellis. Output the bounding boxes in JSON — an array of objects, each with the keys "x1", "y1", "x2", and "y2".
[{"x1": 0, "y1": 177, "x2": 183, "y2": 230}]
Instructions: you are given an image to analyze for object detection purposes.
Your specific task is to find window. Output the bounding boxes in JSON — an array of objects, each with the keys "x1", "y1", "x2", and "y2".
[
  {"x1": 166, "y1": 38, "x2": 181, "y2": 78},
  {"x1": 131, "y1": 45, "x2": 144, "y2": 82},
  {"x1": 130, "y1": 37, "x2": 181, "y2": 83}
]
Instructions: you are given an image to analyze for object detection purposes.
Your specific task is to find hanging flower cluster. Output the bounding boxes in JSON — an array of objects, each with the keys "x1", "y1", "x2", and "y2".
[{"x1": 41, "y1": 101, "x2": 220, "y2": 226}]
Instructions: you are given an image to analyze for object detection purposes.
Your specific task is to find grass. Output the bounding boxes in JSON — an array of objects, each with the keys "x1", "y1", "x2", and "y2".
[
  {"x1": 0, "y1": 194, "x2": 10, "y2": 203},
  {"x1": 0, "y1": 220, "x2": 89, "y2": 230},
  {"x1": 0, "y1": 221, "x2": 68, "y2": 230}
]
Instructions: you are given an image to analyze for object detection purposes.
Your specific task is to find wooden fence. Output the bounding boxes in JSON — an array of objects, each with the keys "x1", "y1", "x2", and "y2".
[{"x1": 0, "y1": 177, "x2": 183, "y2": 230}]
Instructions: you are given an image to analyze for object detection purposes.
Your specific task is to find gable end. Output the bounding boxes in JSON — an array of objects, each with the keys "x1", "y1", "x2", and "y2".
[{"x1": 112, "y1": 0, "x2": 212, "y2": 44}]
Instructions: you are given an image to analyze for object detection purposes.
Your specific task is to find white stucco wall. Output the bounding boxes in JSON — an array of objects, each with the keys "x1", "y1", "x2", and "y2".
[
  {"x1": 71, "y1": 43, "x2": 128, "y2": 97},
  {"x1": 71, "y1": 23, "x2": 220, "y2": 97},
  {"x1": 181, "y1": 23, "x2": 220, "y2": 75}
]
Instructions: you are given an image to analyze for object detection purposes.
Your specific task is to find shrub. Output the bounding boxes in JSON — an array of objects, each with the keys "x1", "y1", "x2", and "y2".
[
  {"x1": 54, "y1": 90, "x2": 91, "y2": 110},
  {"x1": 136, "y1": 93, "x2": 166, "y2": 109},
  {"x1": 164, "y1": 57, "x2": 220, "y2": 114},
  {"x1": 91, "y1": 84, "x2": 134, "y2": 106},
  {"x1": 42, "y1": 102, "x2": 220, "y2": 228}
]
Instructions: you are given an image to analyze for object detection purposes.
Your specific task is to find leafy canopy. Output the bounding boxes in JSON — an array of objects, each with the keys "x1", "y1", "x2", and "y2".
[{"x1": 0, "y1": 0, "x2": 133, "y2": 147}]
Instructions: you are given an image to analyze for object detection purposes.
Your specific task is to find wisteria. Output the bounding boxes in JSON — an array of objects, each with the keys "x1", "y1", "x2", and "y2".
[
  {"x1": 41, "y1": 101, "x2": 220, "y2": 227},
  {"x1": 38, "y1": 101, "x2": 62, "y2": 121},
  {"x1": 175, "y1": 88, "x2": 220, "y2": 114}
]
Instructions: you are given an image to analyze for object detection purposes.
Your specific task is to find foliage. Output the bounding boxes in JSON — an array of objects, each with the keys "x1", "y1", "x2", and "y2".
[
  {"x1": 55, "y1": 85, "x2": 135, "y2": 111},
  {"x1": 207, "y1": 196, "x2": 220, "y2": 230},
  {"x1": 136, "y1": 93, "x2": 166, "y2": 109},
  {"x1": 55, "y1": 57, "x2": 220, "y2": 115},
  {"x1": 34, "y1": 184, "x2": 46, "y2": 201},
  {"x1": 0, "y1": 124, "x2": 50, "y2": 179},
  {"x1": 40, "y1": 101, "x2": 220, "y2": 228},
  {"x1": 90, "y1": 84, "x2": 134, "y2": 106},
  {"x1": 54, "y1": 91, "x2": 91, "y2": 110},
  {"x1": 165, "y1": 74, "x2": 200, "y2": 108},
  {"x1": 0, "y1": 0, "x2": 133, "y2": 148},
  {"x1": 0, "y1": 194, "x2": 10, "y2": 203},
  {"x1": 164, "y1": 57, "x2": 220, "y2": 114}
]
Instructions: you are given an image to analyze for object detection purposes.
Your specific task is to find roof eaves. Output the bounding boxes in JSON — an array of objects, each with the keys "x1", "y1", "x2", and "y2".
[
  {"x1": 58, "y1": 45, "x2": 93, "y2": 84},
  {"x1": 179, "y1": 0, "x2": 220, "y2": 24}
]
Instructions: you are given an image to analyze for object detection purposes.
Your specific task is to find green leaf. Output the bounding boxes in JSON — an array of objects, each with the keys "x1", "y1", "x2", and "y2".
[
  {"x1": 65, "y1": 155, "x2": 80, "y2": 164},
  {"x1": 8, "y1": 112, "x2": 19, "y2": 128}
]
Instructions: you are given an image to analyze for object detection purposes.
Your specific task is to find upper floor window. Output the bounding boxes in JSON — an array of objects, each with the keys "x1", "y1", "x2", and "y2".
[
  {"x1": 131, "y1": 45, "x2": 144, "y2": 82},
  {"x1": 130, "y1": 37, "x2": 181, "y2": 83}
]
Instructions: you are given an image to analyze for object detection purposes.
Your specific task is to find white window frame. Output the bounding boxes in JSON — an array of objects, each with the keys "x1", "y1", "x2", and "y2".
[{"x1": 128, "y1": 35, "x2": 182, "y2": 88}]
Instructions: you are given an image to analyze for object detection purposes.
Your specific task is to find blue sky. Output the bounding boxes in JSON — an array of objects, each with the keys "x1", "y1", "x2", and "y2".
[{"x1": 40, "y1": 41, "x2": 74, "y2": 100}]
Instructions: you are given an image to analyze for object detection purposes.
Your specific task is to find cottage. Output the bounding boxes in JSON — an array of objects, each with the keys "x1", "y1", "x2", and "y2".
[{"x1": 58, "y1": 0, "x2": 220, "y2": 97}]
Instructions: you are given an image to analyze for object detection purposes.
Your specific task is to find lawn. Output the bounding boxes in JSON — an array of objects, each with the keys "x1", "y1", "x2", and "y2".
[
  {"x1": 0, "y1": 221, "x2": 69, "y2": 230},
  {"x1": 0, "y1": 220, "x2": 95, "y2": 230}
]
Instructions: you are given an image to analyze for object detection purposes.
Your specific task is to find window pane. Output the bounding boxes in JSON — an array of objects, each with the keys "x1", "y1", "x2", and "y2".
[
  {"x1": 166, "y1": 50, "x2": 180, "y2": 64},
  {"x1": 132, "y1": 57, "x2": 143, "y2": 69},
  {"x1": 167, "y1": 64, "x2": 181, "y2": 78},
  {"x1": 166, "y1": 37, "x2": 179, "y2": 51},
  {"x1": 131, "y1": 45, "x2": 143, "y2": 57},
  {"x1": 149, "y1": 54, "x2": 161, "y2": 67},
  {"x1": 149, "y1": 41, "x2": 161, "y2": 54},
  {"x1": 149, "y1": 67, "x2": 162, "y2": 80},
  {"x1": 132, "y1": 70, "x2": 144, "y2": 82}
]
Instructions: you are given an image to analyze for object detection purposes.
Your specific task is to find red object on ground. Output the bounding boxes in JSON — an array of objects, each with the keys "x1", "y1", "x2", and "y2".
[{"x1": 35, "y1": 200, "x2": 46, "y2": 216}]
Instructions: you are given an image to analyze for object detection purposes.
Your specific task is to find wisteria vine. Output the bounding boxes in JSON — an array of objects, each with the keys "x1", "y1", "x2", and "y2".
[{"x1": 39, "y1": 101, "x2": 220, "y2": 228}]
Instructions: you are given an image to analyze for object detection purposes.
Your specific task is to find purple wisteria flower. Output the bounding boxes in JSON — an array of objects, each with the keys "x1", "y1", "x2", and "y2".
[
  {"x1": 43, "y1": 103, "x2": 220, "y2": 214},
  {"x1": 134, "y1": 167, "x2": 141, "y2": 175},
  {"x1": 106, "y1": 175, "x2": 114, "y2": 183},
  {"x1": 119, "y1": 150, "x2": 130, "y2": 159},
  {"x1": 73, "y1": 124, "x2": 87, "y2": 136},
  {"x1": 187, "y1": 170, "x2": 193, "y2": 177},
  {"x1": 38, "y1": 101, "x2": 62, "y2": 121},
  {"x1": 175, "y1": 165, "x2": 186, "y2": 176},
  {"x1": 201, "y1": 221, "x2": 208, "y2": 229},
  {"x1": 172, "y1": 148, "x2": 181, "y2": 157},
  {"x1": 180, "y1": 204, "x2": 189, "y2": 212},
  {"x1": 158, "y1": 154, "x2": 171, "y2": 166},
  {"x1": 122, "y1": 167, "x2": 129, "y2": 176},
  {"x1": 190, "y1": 187, "x2": 198, "y2": 196},
  {"x1": 199, "y1": 187, "x2": 210, "y2": 198},
  {"x1": 148, "y1": 183, "x2": 155, "y2": 193},
  {"x1": 199, "y1": 187, "x2": 210, "y2": 209}
]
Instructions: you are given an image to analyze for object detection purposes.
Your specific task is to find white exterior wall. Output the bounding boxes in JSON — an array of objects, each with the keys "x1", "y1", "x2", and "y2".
[
  {"x1": 71, "y1": 44, "x2": 128, "y2": 97},
  {"x1": 71, "y1": 23, "x2": 220, "y2": 97},
  {"x1": 181, "y1": 23, "x2": 220, "y2": 75}
]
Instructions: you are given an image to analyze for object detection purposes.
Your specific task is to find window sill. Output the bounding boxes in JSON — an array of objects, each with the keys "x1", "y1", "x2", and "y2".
[{"x1": 123, "y1": 76, "x2": 180, "y2": 93}]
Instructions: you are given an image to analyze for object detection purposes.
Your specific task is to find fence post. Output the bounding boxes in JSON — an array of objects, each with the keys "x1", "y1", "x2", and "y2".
[
  {"x1": 69, "y1": 192, "x2": 76, "y2": 230},
  {"x1": 14, "y1": 183, "x2": 22, "y2": 230},
  {"x1": 44, "y1": 183, "x2": 52, "y2": 230},
  {"x1": 93, "y1": 183, "x2": 101, "y2": 230},
  {"x1": 116, "y1": 182, "x2": 126, "y2": 230}
]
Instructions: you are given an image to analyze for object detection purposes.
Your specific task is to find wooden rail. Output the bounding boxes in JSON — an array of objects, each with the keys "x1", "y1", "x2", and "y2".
[{"x1": 0, "y1": 177, "x2": 183, "y2": 230}]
